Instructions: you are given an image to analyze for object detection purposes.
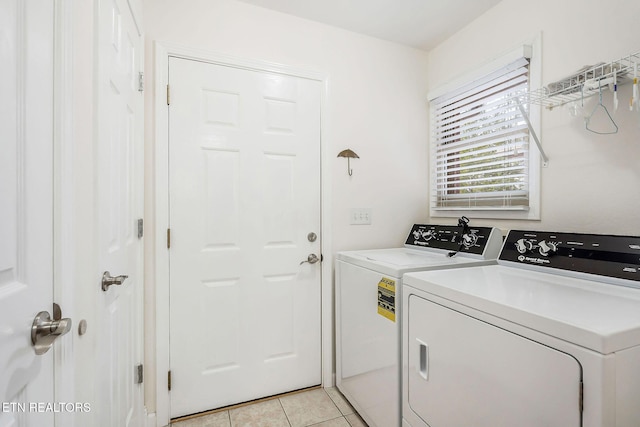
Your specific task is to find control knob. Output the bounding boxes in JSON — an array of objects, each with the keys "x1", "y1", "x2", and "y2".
[
  {"x1": 538, "y1": 240, "x2": 558, "y2": 257},
  {"x1": 515, "y1": 238, "x2": 534, "y2": 254},
  {"x1": 412, "y1": 230, "x2": 421, "y2": 240},
  {"x1": 461, "y1": 232, "x2": 478, "y2": 249},
  {"x1": 422, "y1": 229, "x2": 437, "y2": 241}
]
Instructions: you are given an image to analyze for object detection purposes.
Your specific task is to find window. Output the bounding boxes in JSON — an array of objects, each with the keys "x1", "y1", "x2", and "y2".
[{"x1": 429, "y1": 50, "x2": 540, "y2": 219}]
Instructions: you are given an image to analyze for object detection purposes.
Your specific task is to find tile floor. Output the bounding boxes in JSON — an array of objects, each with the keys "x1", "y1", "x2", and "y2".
[{"x1": 171, "y1": 387, "x2": 368, "y2": 427}]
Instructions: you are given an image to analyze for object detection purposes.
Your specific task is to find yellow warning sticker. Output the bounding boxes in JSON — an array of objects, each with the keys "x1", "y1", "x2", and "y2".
[{"x1": 377, "y1": 277, "x2": 396, "y2": 322}]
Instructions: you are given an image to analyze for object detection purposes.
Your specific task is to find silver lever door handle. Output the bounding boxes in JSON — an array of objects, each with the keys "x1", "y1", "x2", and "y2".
[
  {"x1": 31, "y1": 309, "x2": 72, "y2": 355},
  {"x1": 300, "y1": 254, "x2": 320, "y2": 265},
  {"x1": 101, "y1": 271, "x2": 128, "y2": 291}
]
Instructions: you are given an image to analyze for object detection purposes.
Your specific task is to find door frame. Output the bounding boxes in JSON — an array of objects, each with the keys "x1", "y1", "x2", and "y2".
[
  {"x1": 153, "y1": 42, "x2": 333, "y2": 427},
  {"x1": 53, "y1": 0, "x2": 76, "y2": 424}
]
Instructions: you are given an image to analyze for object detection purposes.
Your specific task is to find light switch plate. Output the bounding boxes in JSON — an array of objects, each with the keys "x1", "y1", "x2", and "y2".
[{"x1": 350, "y1": 208, "x2": 372, "y2": 225}]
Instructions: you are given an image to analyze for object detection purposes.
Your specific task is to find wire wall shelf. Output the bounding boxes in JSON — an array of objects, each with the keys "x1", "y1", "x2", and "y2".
[
  {"x1": 521, "y1": 51, "x2": 640, "y2": 110},
  {"x1": 511, "y1": 50, "x2": 640, "y2": 166}
]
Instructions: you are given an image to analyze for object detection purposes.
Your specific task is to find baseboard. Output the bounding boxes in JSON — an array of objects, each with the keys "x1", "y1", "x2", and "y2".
[{"x1": 147, "y1": 412, "x2": 158, "y2": 427}]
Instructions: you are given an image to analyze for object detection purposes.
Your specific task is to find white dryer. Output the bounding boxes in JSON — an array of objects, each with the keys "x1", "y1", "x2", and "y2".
[
  {"x1": 336, "y1": 221, "x2": 503, "y2": 427},
  {"x1": 403, "y1": 230, "x2": 640, "y2": 427}
]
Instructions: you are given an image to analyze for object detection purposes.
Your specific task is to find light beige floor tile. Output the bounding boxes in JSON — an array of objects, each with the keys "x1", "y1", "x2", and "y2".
[
  {"x1": 229, "y1": 399, "x2": 290, "y2": 427},
  {"x1": 280, "y1": 389, "x2": 342, "y2": 427},
  {"x1": 345, "y1": 413, "x2": 368, "y2": 427},
  {"x1": 171, "y1": 411, "x2": 231, "y2": 427},
  {"x1": 309, "y1": 416, "x2": 350, "y2": 427},
  {"x1": 324, "y1": 388, "x2": 354, "y2": 416}
]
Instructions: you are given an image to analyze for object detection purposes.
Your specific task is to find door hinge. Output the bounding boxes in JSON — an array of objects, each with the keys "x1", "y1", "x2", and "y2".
[
  {"x1": 167, "y1": 228, "x2": 171, "y2": 249},
  {"x1": 137, "y1": 218, "x2": 144, "y2": 239},
  {"x1": 168, "y1": 370, "x2": 172, "y2": 391},
  {"x1": 579, "y1": 380, "x2": 584, "y2": 413},
  {"x1": 135, "y1": 364, "x2": 144, "y2": 384},
  {"x1": 166, "y1": 84, "x2": 170, "y2": 105},
  {"x1": 138, "y1": 72, "x2": 144, "y2": 92}
]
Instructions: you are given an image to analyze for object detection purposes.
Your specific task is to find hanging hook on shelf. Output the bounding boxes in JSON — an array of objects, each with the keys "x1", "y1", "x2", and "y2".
[
  {"x1": 613, "y1": 68, "x2": 619, "y2": 112},
  {"x1": 631, "y1": 62, "x2": 638, "y2": 111},
  {"x1": 585, "y1": 79, "x2": 618, "y2": 135}
]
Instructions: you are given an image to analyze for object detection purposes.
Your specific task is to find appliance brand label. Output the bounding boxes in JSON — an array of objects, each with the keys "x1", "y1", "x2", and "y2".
[{"x1": 518, "y1": 255, "x2": 551, "y2": 265}]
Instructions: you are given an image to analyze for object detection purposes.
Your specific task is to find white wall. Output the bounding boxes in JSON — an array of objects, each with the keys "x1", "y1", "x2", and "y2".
[
  {"x1": 142, "y1": 0, "x2": 429, "y2": 414},
  {"x1": 426, "y1": 0, "x2": 640, "y2": 234}
]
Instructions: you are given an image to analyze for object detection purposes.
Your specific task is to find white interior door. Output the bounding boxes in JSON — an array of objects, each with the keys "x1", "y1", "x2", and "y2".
[
  {"x1": 168, "y1": 57, "x2": 322, "y2": 417},
  {"x1": 96, "y1": 0, "x2": 144, "y2": 425},
  {"x1": 0, "y1": 0, "x2": 56, "y2": 425}
]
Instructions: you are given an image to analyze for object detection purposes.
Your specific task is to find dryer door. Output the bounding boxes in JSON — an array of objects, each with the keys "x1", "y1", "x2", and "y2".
[{"x1": 407, "y1": 295, "x2": 582, "y2": 427}]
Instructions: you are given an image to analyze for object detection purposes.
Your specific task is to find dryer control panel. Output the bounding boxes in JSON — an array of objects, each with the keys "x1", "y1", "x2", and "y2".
[
  {"x1": 500, "y1": 230, "x2": 640, "y2": 283},
  {"x1": 404, "y1": 224, "x2": 497, "y2": 256}
]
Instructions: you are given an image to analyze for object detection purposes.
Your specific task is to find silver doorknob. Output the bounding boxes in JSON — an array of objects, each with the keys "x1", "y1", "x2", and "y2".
[
  {"x1": 31, "y1": 305, "x2": 72, "y2": 355},
  {"x1": 101, "y1": 271, "x2": 128, "y2": 291},
  {"x1": 300, "y1": 254, "x2": 320, "y2": 265}
]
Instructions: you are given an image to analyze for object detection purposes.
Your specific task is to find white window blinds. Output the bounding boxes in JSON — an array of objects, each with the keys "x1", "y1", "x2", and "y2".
[{"x1": 430, "y1": 57, "x2": 531, "y2": 211}]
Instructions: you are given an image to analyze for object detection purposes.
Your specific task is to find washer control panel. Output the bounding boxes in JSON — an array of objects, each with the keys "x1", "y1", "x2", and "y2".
[
  {"x1": 404, "y1": 224, "x2": 496, "y2": 256},
  {"x1": 500, "y1": 230, "x2": 640, "y2": 283}
]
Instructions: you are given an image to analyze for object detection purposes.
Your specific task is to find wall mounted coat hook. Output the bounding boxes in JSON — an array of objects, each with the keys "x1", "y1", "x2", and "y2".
[{"x1": 337, "y1": 149, "x2": 359, "y2": 176}]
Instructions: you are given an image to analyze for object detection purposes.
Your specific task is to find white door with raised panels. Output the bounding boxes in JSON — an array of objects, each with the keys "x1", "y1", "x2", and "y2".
[
  {"x1": 168, "y1": 57, "x2": 322, "y2": 417},
  {"x1": 95, "y1": 0, "x2": 145, "y2": 425},
  {"x1": 0, "y1": 1, "x2": 56, "y2": 425}
]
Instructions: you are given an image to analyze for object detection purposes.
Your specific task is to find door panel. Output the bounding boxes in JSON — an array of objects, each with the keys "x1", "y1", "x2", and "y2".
[
  {"x1": 169, "y1": 57, "x2": 322, "y2": 417},
  {"x1": 0, "y1": 0, "x2": 54, "y2": 425},
  {"x1": 407, "y1": 295, "x2": 582, "y2": 427},
  {"x1": 96, "y1": 0, "x2": 144, "y2": 425}
]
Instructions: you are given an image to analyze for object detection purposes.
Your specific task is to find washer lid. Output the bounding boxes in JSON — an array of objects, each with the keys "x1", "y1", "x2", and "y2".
[
  {"x1": 337, "y1": 247, "x2": 494, "y2": 277},
  {"x1": 403, "y1": 265, "x2": 640, "y2": 354},
  {"x1": 364, "y1": 250, "x2": 451, "y2": 266}
]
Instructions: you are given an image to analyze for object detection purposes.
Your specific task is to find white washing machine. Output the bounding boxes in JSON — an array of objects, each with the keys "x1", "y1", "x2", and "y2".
[
  {"x1": 336, "y1": 221, "x2": 503, "y2": 427},
  {"x1": 402, "y1": 230, "x2": 640, "y2": 427}
]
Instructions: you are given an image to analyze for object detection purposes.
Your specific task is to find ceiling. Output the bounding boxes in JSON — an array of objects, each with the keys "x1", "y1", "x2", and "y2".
[{"x1": 235, "y1": 0, "x2": 502, "y2": 51}]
